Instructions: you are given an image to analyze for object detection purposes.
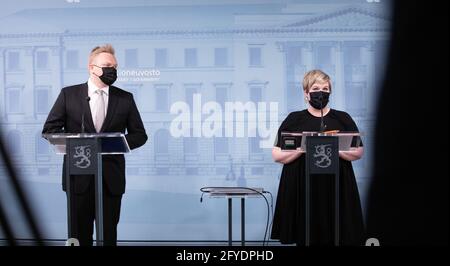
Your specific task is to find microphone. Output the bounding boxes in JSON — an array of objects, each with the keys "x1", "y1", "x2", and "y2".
[
  {"x1": 81, "y1": 96, "x2": 90, "y2": 133},
  {"x1": 319, "y1": 92, "x2": 326, "y2": 133}
]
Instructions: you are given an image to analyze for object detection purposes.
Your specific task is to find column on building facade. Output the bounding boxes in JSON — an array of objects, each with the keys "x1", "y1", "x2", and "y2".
[
  {"x1": 362, "y1": 41, "x2": 376, "y2": 117},
  {"x1": 302, "y1": 41, "x2": 314, "y2": 75},
  {"x1": 333, "y1": 41, "x2": 345, "y2": 110},
  {"x1": 276, "y1": 42, "x2": 288, "y2": 114},
  {"x1": 24, "y1": 47, "x2": 35, "y2": 119},
  {"x1": 50, "y1": 46, "x2": 62, "y2": 102},
  {"x1": 301, "y1": 42, "x2": 314, "y2": 109}
]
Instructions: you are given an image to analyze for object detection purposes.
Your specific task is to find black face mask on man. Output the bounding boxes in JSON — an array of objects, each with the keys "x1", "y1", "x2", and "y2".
[
  {"x1": 95, "y1": 66, "x2": 117, "y2": 86},
  {"x1": 308, "y1": 91, "x2": 330, "y2": 110}
]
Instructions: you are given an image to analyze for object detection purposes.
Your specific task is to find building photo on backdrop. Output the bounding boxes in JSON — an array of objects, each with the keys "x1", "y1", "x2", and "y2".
[{"x1": 0, "y1": 0, "x2": 392, "y2": 246}]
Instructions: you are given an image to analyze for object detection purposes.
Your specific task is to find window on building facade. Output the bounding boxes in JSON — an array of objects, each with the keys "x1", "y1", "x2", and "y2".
[
  {"x1": 155, "y1": 87, "x2": 168, "y2": 112},
  {"x1": 345, "y1": 46, "x2": 362, "y2": 65},
  {"x1": 66, "y1": 50, "x2": 79, "y2": 69},
  {"x1": 249, "y1": 47, "x2": 262, "y2": 67},
  {"x1": 155, "y1": 48, "x2": 168, "y2": 68},
  {"x1": 317, "y1": 46, "x2": 332, "y2": 66},
  {"x1": 185, "y1": 86, "x2": 198, "y2": 108},
  {"x1": 184, "y1": 48, "x2": 198, "y2": 67},
  {"x1": 214, "y1": 137, "x2": 228, "y2": 154},
  {"x1": 35, "y1": 86, "x2": 50, "y2": 114},
  {"x1": 345, "y1": 82, "x2": 366, "y2": 116},
  {"x1": 249, "y1": 136, "x2": 263, "y2": 154},
  {"x1": 215, "y1": 86, "x2": 228, "y2": 108},
  {"x1": 214, "y1": 48, "x2": 228, "y2": 67},
  {"x1": 6, "y1": 87, "x2": 22, "y2": 114},
  {"x1": 36, "y1": 51, "x2": 49, "y2": 70},
  {"x1": 125, "y1": 49, "x2": 138, "y2": 68},
  {"x1": 154, "y1": 129, "x2": 170, "y2": 155},
  {"x1": 8, "y1": 130, "x2": 22, "y2": 156},
  {"x1": 7, "y1": 51, "x2": 20, "y2": 71},
  {"x1": 125, "y1": 84, "x2": 142, "y2": 109},
  {"x1": 184, "y1": 137, "x2": 198, "y2": 154},
  {"x1": 250, "y1": 86, "x2": 262, "y2": 103},
  {"x1": 36, "y1": 132, "x2": 50, "y2": 158},
  {"x1": 287, "y1": 46, "x2": 302, "y2": 66}
]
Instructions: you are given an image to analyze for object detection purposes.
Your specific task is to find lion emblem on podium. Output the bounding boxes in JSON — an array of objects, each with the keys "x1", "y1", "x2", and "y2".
[
  {"x1": 73, "y1": 145, "x2": 92, "y2": 169},
  {"x1": 313, "y1": 144, "x2": 332, "y2": 168}
]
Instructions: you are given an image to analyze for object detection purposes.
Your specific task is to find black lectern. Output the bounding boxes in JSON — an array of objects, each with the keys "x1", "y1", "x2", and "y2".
[
  {"x1": 280, "y1": 131, "x2": 362, "y2": 246},
  {"x1": 43, "y1": 133, "x2": 130, "y2": 246}
]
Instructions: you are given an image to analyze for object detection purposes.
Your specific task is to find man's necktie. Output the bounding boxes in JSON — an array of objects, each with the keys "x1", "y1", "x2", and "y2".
[{"x1": 94, "y1": 89, "x2": 105, "y2": 133}]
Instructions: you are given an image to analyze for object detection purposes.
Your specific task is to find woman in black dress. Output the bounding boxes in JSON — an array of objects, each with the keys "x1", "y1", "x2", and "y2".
[{"x1": 270, "y1": 70, "x2": 365, "y2": 245}]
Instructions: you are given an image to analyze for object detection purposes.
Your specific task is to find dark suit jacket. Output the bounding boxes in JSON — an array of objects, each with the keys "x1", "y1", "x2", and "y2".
[{"x1": 42, "y1": 83, "x2": 148, "y2": 195}]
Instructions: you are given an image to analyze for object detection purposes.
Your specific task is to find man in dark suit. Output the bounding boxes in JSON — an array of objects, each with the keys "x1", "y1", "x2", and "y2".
[{"x1": 42, "y1": 44, "x2": 148, "y2": 246}]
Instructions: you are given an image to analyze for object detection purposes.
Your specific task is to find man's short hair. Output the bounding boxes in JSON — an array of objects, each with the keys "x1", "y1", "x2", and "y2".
[{"x1": 89, "y1": 44, "x2": 115, "y2": 64}]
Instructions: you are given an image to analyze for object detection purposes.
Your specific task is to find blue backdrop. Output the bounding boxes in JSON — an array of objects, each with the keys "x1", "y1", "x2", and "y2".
[{"x1": 0, "y1": 0, "x2": 391, "y2": 243}]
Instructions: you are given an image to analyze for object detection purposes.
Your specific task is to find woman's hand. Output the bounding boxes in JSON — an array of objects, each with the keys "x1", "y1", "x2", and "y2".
[
  {"x1": 339, "y1": 147, "x2": 364, "y2": 161},
  {"x1": 272, "y1": 146, "x2": 305, "y2": 164}
]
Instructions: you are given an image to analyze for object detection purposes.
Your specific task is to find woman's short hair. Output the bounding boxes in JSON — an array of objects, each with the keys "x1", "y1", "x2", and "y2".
[
  {"x1": 89, "y1": 44, "x2": 115, "y2": 64},
  {"x1": 302, "y1": 69, "x2": 332, "y2": 93}
]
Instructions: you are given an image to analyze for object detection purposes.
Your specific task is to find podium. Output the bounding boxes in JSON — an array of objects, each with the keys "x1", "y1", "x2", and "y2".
[
  {"x1": 280, "y1": 131, "x2": 362, "y2": 246},
  {"x1": 42, "y1": 133, "x2": 130, "y2": 246}
]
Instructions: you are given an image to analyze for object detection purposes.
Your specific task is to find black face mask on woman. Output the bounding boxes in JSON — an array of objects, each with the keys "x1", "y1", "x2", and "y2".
[
  {"x1": 309, "y1": 91, "x2": 330, "y2": 110},
  {"x1": 96, "y1": 66, "x2": 117, "y2": 86}
]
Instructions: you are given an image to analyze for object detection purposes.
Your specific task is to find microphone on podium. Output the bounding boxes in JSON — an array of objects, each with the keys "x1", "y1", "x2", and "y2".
[{"x1": 319, "y1": 93, "x2": 327, "y2": 133}]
